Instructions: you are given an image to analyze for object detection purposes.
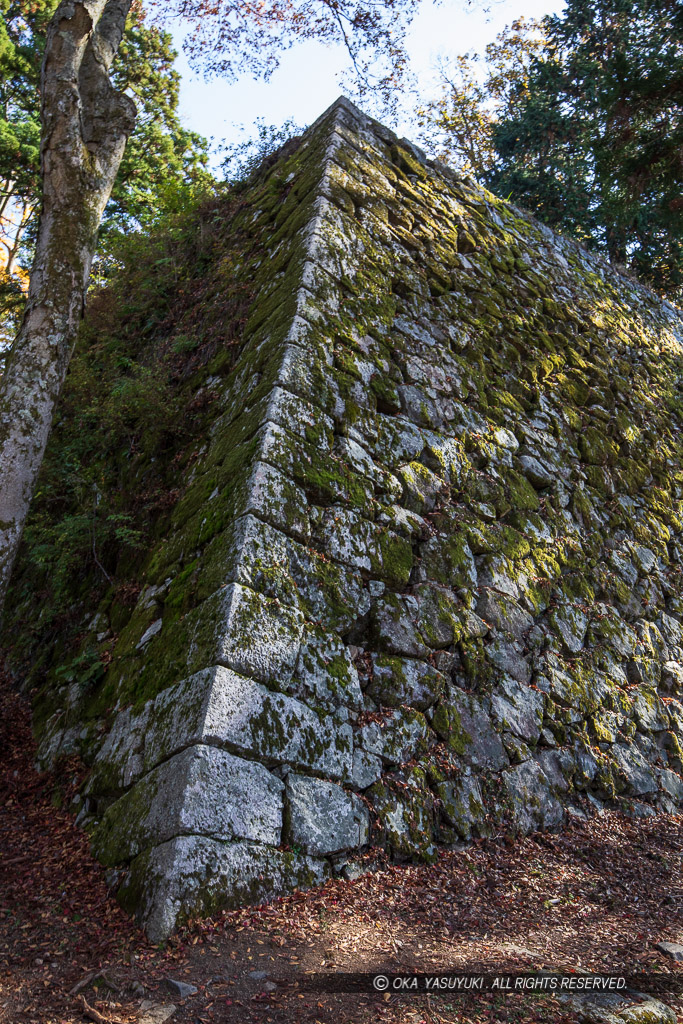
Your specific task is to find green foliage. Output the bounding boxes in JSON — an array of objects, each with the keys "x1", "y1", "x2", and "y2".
[
  {"x1": 0, "y1": 1, "x2": 47, "y2": 203},
  {"x1": 4, "y1": 174, "x2": 260, "y2": 680},
  {"x1": 220, "y1": 117, "x2": 305, "y2": 183},
  {"x1": 54, "y1": 644, "x2": 106, "y2": 692},
  {"x1": 490, "y1": 0, "x2": 683, "y2": 299},
  {"x1": 0, "y1": 266, "x2": 22, "y2": 357},
  {"x1": 420, "y1": 1, "x2": 683, "y2": 300},
  {"x1": 417, "y1": 19, "x2": 545, "y2": 177},
  {"x1": 0, "y1": 2, "x2": 210, "y2": 287},
  {"x1": 106, "y1": 11, "x2": 212, "y2": 236}
]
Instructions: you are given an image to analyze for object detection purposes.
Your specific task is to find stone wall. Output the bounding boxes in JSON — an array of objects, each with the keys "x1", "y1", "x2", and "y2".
[{"x1": 7, "y1": 98, "x2": 683, "y2": 941}]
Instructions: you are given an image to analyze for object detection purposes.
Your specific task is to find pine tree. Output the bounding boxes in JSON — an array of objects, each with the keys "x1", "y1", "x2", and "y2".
[{"x1": 489, "y1": 0, "x2": 683, "y2": 298}]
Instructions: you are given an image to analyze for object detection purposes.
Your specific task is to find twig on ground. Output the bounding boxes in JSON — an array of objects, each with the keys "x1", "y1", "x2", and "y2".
[
  {"x1": 70, "y1": 971, "x2": 99, "y2": 996},
  {"x1": 75, "y1": 993, "x2": 123, "y2": 1024},
  {"x1": 70, "y1": 969, "x2": 122, "y2": 997},
  {"x1": 0, "y1": 854, "x2": 34, "y2": 868}
]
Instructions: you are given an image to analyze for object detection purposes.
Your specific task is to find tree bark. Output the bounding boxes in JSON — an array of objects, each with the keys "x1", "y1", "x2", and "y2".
[{"x1": 0, "y1": 0, "x2": 135, "y2": 622}]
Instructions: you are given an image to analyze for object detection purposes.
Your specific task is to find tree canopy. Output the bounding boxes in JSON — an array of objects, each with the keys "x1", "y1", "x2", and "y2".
[
  {"x1": 417, "y1": 18, "x2": 545, "y2": 178},
  {"x1": 154, "y1": 0, "x2": 419, "y2": 103},
  {"x1": 420, "y1": 0, "x2": 683, "y2": 300},
  {"x1": 0, "y1": 1, "x2": 209, "y2": 291}
]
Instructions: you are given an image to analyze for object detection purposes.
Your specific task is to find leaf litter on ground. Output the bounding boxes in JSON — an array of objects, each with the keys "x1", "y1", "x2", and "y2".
[{"x1": 0, "y1": 662, "x2": 682, "y2": 1023}]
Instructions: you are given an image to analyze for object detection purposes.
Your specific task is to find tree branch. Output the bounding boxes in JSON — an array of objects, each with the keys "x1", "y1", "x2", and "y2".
[
  {"x1": 41, "y1": 2, "x2": 106, "y2": 122},
  {"x1": 80, "y1": 2, "x2": 136, "y2": 164},
  {"x1": 40, "y1": 2, "x2": 135, "y2": 184},
  {"x1": 93, "y1": 0, "x2": 133, "y2": 64}
]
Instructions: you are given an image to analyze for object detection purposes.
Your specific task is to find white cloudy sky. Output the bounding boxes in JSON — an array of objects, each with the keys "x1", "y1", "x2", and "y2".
[{"x1": 170, "y1": 0, "x2": 566, "y2": 154}]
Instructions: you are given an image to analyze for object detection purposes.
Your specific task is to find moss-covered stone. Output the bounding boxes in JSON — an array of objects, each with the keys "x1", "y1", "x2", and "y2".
[{"x1": 5, "y1": 94, "x2": 683, "y2": 943}]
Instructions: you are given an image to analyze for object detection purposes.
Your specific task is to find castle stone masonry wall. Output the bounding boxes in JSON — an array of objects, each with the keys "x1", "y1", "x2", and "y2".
[{"x1": 27, "y1": 99, "x2": 683, "y2": 940}]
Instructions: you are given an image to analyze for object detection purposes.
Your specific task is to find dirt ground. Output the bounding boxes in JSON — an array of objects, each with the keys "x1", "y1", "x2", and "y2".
[{"x1": 2, "y1": 669, "x2": 683, "y2": 1024}]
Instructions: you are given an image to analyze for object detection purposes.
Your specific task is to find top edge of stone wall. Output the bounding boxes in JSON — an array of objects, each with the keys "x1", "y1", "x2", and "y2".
[{"x1": 305, "y1": 95, "x2": 682, "y2": 332}]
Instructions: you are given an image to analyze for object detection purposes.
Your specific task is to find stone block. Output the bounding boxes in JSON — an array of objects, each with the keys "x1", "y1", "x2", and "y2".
[
  {"x1": 414, "y1": 583, "x2": 466, "y2": 648},
  {"x1": 501, "y1": 761, "x2": 564, "y2": 833},
  {"x1": 432, "y1": 688, "x2": 509, "y2": 770},
  {"x1": 367, "y1": 654, "x2": 444, "y2": 710},
  {"x1": 350, "y1": 748, "x2": 383, "y2": 788},
  {"x1": 632, "y1": 687, "x2": 670, "y2": 733},
  {"x1": 90, "y1": 665, "x2": 353, "y2": 794},
  {"x1": 285, "y1": 774, "x2": 369, "y2": 855},
  {"x1": 486, "y1": 637, "x2": 532, "y2": 684},
  {"x1": 369, "y1": 769, "x2": 436, "y2": 860},
  {"x1": 370, "y1": 592, "x2": 429, "y2": 657},
  {"x1": 476, "y1": 589, "x2": 533, "y2": 638},
  {"x1": 206, "y1": 582, "x2": 305, "y2": 683},
  {"x1": 609, "y1": 743, "x2": 658, "y2": 796},
  {"x1": 357, "y1": 709, "x2": 433, "y2": 765},
  {"x1": 119, "y1": 836, "x2": 330, "y2": 942},
  {"x1": 549, "y1": 603, "x2": 589, "y2": 654},
  {"x1": 436, "y1": 775, "x2": 486, "y2": 840},
  {"x1": 517, "y1": 454, "x2": 553, "y2": 488},
  {"x1": 417, "y1": 533, "x2": 477, "y2": 591},
  {"x1": 293, "y1": 630, "x2": 363, "y2": 708},
  {"x1": 245, "y1": 461, "x2": 311, "y2": 541},
  {"x1": 93, "y1": 745, "x2": 284, "y2": 864},
  {"x1": 534, "y1": 748, "x2": 576, "y2": 794},
  {"x1": 662, "y1": 661, "x2": 683, "y2": 696},
  {"x1": 490, "y1": 678, "x2": 544, "y2": 743}
]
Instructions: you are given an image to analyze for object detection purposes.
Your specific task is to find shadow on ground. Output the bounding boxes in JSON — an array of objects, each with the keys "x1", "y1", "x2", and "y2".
[{"x1": 1, "y1": 668, "x2": 682, "y2": 1024}]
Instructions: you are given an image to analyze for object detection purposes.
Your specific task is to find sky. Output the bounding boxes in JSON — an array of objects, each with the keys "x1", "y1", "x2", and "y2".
[{"x1": 171, "y1": 0, "x2": 566, "y2": 158}]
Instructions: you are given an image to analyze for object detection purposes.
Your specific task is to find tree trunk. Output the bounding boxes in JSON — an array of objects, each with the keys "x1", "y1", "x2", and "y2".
[
  {"x1": 0, "y1": 0, "x2": 135, "y2": 622},
  {"x1": 606, "y1": 222, "x2": 628, "y2": 266}
]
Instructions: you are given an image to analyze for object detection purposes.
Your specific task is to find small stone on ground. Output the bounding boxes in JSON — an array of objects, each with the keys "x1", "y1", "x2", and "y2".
[
  {"x1": 137, "y1": 1001, "x2": 177, "y2": 1024},
  {"x1": 655, "y1": 940, "x2": 683, "y2": 961}
]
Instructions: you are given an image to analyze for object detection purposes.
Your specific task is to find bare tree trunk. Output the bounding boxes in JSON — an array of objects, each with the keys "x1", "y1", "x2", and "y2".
[{"x1": 0, "y1": 0, "x2": 135, "y2": 622}]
